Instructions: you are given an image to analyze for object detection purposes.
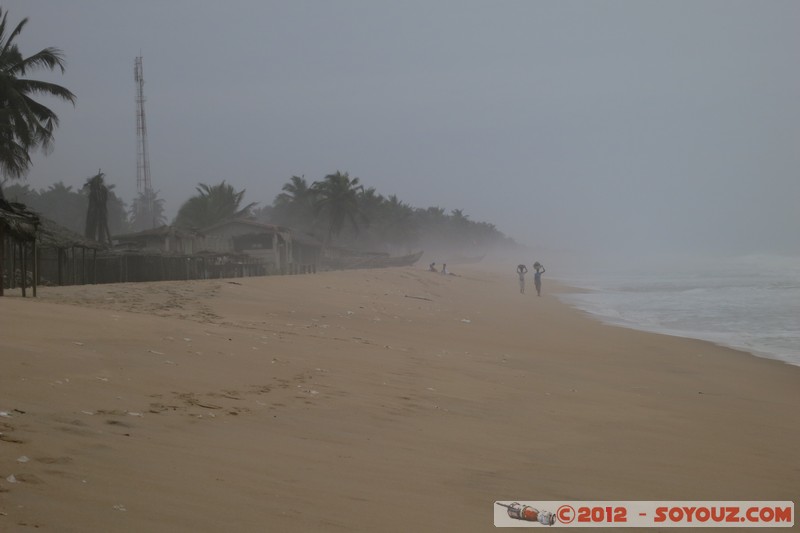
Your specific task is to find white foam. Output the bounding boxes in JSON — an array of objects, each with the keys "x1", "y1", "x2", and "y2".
[{"x1": 556, "y1": 256, "x2": 800, "y2": 367}]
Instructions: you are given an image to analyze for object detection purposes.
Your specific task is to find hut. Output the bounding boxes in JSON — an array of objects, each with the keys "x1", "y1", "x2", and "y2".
[
  {"x1": 113, "y1": 225, "x2": 199, "y2": 254},
  {"x1": 0, "y1": 197, "x2": 40, "y2": 297},
  {"x1": 36, "y1": 216, "x2": 106, "y2": 286},
  {"x1": 202, "y1": 218, "x2": 292, "y2": 274},
  {"x1": 289, "y1": 232, "x2": 323, "y2": 274}
]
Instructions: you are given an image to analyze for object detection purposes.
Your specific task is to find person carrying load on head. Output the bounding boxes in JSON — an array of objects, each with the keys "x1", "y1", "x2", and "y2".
[
  {"x1": 516, "y1": 264, "x2": 528, "y2": 294},
  {"x1": 533, "y1": 262, "x2": 545, "y2": 296}
]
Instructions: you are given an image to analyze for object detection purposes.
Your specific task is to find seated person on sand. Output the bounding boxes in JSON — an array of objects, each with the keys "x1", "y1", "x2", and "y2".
[
  {"x1": 440, "y1": 264, "x2": 458, "y2": 276},
  {"x1": 429, "y1": 262, "x2": 438, "y2": 272}
]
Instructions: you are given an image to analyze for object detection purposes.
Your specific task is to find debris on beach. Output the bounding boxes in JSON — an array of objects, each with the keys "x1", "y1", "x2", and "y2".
[
  {"x1": 461, "y1": 318, "x2": 471, "y2": 324},
  {"x1": 5, "y1": 474, "x2": 17, "y2": 483},
  {"x1": 16, "y1": 456, "x2": 29, "y2": 463}
]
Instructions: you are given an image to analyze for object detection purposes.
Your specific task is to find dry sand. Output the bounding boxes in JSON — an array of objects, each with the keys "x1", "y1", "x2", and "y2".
[{"x1": 1, "y1": 267, "x2": 798, "y2": 532}]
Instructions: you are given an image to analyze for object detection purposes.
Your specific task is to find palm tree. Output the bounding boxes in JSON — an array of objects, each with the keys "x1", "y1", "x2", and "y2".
[
  {"x1": 381, "y1": 194, "x2": 417, "y2": 250},
  {"x1": 312, "y1": 171, "x2": 365, "y2": 243},
  {"x1": 130, "y1": 188, "x2": 166, "y2": 231},
  {"x1": 33, "y1": 181, "x2": 86, "y2": 234},
  {"x1": 356, "y1": 186, "x2": 384, "y2": 222},
  {"x1": 174, "y1": 181, "x2": 255, "y2": 229},
  {"x1": 272, "y1": 175, "x2": 316, "y2": 230},
  {"x1": 84, "y1": 170, "x2": 112, "y2": 244},
  {"x1": 0, "y1": 7, "x2": 75, "y2": 181}
]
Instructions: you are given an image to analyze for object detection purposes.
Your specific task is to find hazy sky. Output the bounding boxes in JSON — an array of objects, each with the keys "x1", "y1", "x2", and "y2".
[{"x1": 5, "y1": 1, "x2": 800, "y2": 259}]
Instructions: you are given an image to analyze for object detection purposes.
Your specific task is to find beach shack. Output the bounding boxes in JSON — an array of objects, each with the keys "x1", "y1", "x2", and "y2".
[
  {"x1": 201, "y1": 218, "x2": 291, "y2": 274},
  {"x1": 289, "y1": 232, "x2": 322, "y2": 274},
  {"x1": 36, "y1": 216, "x2": 105, "y2": 286},
  {"x1": 201, "y1": 218, "x2": 322, "y2": 275},
  {"x1": 113, "y1": 225, "x2": 199, "y2": 254},
  {"x1": 0, "y1": 197, "x2": 40, "y2": 296}
]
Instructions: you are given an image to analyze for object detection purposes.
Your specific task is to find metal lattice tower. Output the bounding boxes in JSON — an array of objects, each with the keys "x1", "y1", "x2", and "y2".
[{"x1": 134, "y1": 56, "x2": 153, "y2": 220}]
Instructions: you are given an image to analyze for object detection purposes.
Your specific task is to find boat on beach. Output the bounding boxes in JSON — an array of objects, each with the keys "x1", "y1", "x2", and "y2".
[{"x1": 321, "y1": 250, "x2": 423, "y2": 270}]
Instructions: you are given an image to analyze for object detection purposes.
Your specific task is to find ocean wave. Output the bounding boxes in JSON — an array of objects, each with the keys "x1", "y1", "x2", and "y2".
[{"x1": 556, "y1": 262, "x2": 800, "y2": 367}]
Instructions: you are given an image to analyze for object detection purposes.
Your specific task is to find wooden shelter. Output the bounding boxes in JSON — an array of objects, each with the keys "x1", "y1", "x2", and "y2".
[
  {"x1": 288, "y1": 232, "x2": 323, "y2": 274},
  {"x1": 203, "y1": 218, "x2": 292, "y2": 273},
  {"x1": 0, "y1": 197, "x2": 40, "y2": 297},
  {"x1": 36, "y1": 216, "x2": 106, "y2": 286},
  {"x1": 113, "y1": 225, "x2": 199, "y2": 254}
]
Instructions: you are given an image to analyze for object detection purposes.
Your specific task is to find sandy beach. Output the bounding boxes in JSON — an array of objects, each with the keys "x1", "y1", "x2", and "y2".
[{"x1": 1, "y1": 266, "x2": 798, "y2": 532}]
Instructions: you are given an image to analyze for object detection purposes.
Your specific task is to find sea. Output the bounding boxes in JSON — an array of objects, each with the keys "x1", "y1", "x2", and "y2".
[{"x1": 555, "y1": 255, "x2": 800, "y2": 367}]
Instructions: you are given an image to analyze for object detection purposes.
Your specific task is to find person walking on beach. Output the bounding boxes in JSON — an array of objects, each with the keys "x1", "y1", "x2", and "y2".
[
  {"x1": 516, "y1": 264, "x2": 528, "y2": 294},
  {"x1": 533, "y1": 262, "x2": 545, "y2": 296},
  {"x1": 441, "y1": 263, "x2": 448, "y2": 275}
]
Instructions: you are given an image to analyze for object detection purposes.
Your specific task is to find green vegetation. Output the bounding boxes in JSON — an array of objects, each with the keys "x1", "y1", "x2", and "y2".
[
  {"x1": 0, "y1": 5, "x2": 511, "y2": 255},
  {"x1": 0, "y1": 7, "x2": 75, "y2": 180},
  {"x1": 130, "y1": 188, "x2": 167, "y2": 232},
  {"x1": 267, "y1": 173, "x2": 512, "y2": 254},
  {"x1": 3, "y1": 180, "x2": 129, "y2": 236},
  {"x1": 174, "y1": 181, "x2": 255, "y2": 229}
]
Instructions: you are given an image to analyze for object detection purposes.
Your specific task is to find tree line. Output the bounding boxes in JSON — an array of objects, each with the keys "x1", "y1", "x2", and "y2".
[
  {"x1": 0, "y1": 6, "x2": 512, "y2": 254},
  {"x1": 3, "y1": 171, "x2": 512, "y2": 254}
]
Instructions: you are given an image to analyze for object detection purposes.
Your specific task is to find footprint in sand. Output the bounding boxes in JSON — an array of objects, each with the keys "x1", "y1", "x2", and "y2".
[
  {"x1": 1, "y1": 421, "x2": 25, "y2": 442},
  {"x1": 35, "y1": 456, "x2": 74, "y2": 465},
  {"x1": 105, "y1": 419, "x2": 134, "y2": 428},
  {"x1": 7, "y1": 473, "x2": 44, "y2": 485},
  {"x1": 177, "y1": 392, "x2": 223, "y2": 410},
  {"x1": 148, "y1": 402, "x2": 181, "y2": 414}
]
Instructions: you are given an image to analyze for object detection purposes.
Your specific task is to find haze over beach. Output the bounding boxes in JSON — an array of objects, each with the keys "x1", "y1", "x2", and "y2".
[
  {"x1": 1, "y1": 1, "x2": 800, "y2": 531},
  {"x1": 5, "y1": 0, "x2": 800, "y2": 262}
]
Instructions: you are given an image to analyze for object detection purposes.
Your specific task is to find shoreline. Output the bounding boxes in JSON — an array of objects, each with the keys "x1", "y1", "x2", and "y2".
[
  {"x1": 1, "y1": 267, "x2": 798, "y2": 531},
  {"x1": 552, "y1": 279, "x2": 800, "y2": 370}
]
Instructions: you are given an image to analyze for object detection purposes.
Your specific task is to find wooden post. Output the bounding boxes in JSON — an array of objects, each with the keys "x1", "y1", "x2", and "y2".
[
  {"x1": 11, "y1": 238, "x2": 16, "y2": 289},
  {"x1": 93, "y1": 249, "x2": 97, "y2": 284},
  {"x1": 33, "y1": 241, "x2": 38, "y2": 297},
  {"x1": 0, "y1": 225, "x2": 5, "y2": 296},
  {"x1": 82, "y1": 248, "x2": 86, "y2": 285},
  {"x1": 72, "y1": 247, "x2": 77, "y2": 285},
  {"x1": 57, "y1": 248, "x2": 63, "y2": 285},
  {"x1": 20, "y1": 241, "x2": 27, "y2": 297}
]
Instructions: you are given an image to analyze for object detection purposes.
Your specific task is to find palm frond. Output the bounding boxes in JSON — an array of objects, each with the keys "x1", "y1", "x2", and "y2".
[
  {"x1": 15, "y1": 79, "x2": 76, "y2": 104},
  {"x1": 12, "y1": 46, "x2": 67, "y2": 76}
]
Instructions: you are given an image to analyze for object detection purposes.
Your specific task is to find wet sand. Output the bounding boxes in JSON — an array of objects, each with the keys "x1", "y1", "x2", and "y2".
[{"x1": 1, "y1": 267, "x2": 798, "y2": 531}]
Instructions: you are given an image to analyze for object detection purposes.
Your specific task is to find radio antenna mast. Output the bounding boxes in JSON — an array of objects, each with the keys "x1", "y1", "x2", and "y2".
[{"x1": 134, "y1": 56, "x2": 154, "y2": 227}]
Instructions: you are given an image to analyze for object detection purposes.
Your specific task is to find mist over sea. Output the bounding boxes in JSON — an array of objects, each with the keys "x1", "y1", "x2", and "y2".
[{"x1": 555, "y1": 255, "x2": 800, "y2": 367}]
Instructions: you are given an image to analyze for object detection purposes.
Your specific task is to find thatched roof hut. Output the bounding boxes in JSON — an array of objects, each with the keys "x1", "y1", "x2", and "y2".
[
  {"x1": 113, "y1": 225, "x2": 198, "y2": 254},
  {"x1": 37, "y1": 216, "x2": 105, "y2": 251},
  {"x1": 0, "y1": 198, "x2": 39, "y2": 241},
  {"x1": 1, "y1": 198, "x2": 40, "y2": 296}
]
